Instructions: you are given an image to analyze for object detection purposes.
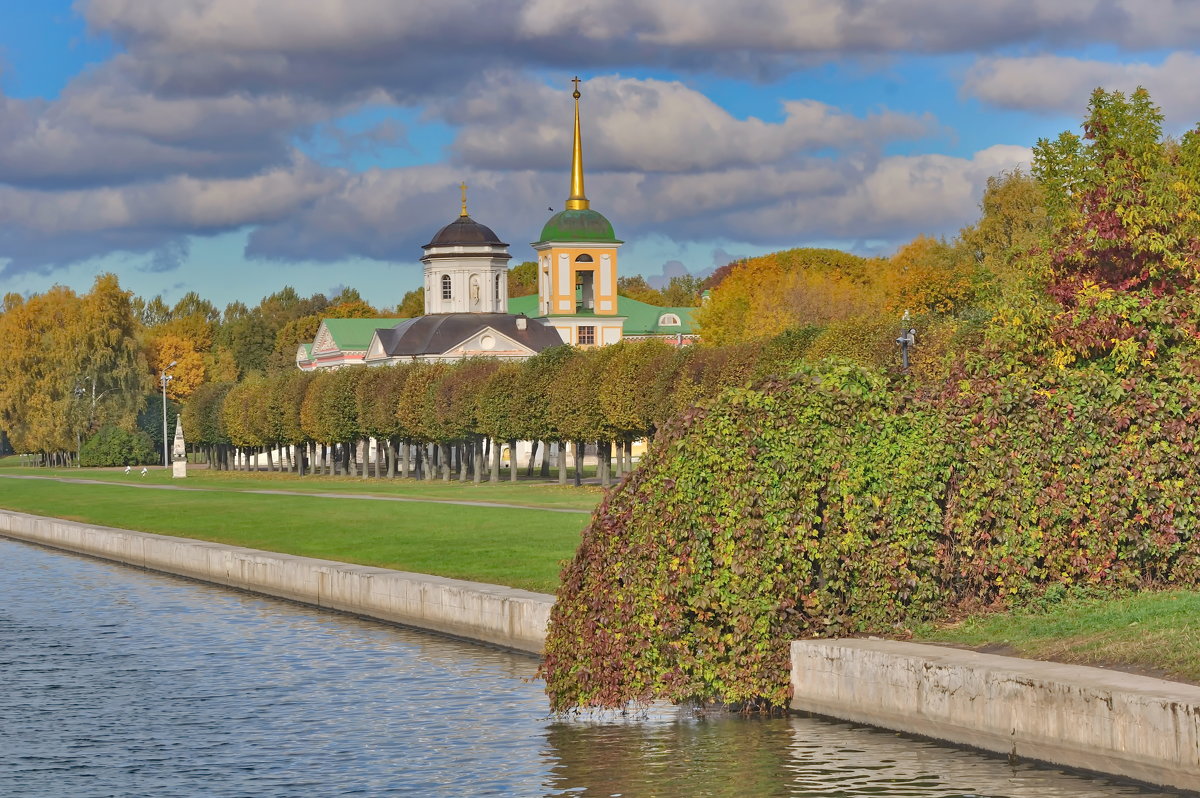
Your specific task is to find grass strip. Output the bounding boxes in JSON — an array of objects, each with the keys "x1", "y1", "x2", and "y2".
[
  {"x1": 0, "y1": 477, "x2": 583, "y2": 593},
  {"x1": 913, "y1": 589, "x2": 1200, "y2": 684},
  {"x1": 0, "y1": 462, "x2": 603, "y2": 511}
]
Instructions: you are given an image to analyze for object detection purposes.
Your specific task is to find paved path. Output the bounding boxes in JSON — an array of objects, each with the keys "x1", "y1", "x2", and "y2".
[{"x1": 0, "y1": 473, "x2": 594, "y2": 515}]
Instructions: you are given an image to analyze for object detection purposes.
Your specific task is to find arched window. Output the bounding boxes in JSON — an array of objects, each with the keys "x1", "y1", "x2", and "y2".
[
  {"x1": 658, "y1": 313, "x2": 681, "y2": 327},
  {"x1": 441, "y1": 274, "x2": 452, "y2": 300},
  {"x1": 575, "y1": 253, "x2": 594, "y2": 263},
  {"x1": 495, "y1": 273, "x2": 502, "y2": 302}
]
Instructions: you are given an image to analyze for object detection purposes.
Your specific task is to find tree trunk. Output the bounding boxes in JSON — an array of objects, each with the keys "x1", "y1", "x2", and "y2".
[
  {"x1": 540, "y1": 441, "x2": 551, "y2": 479},
  {"x1": 600, "y1": 440, "x2": 612, "y2": 488},
  {"x1": 413, "y1": 443, "x2": 423, "y2": 480},
  {"x1": 508, "y1": 439, "x2": 519, "y2": 483},
  {"x1": 472, "y1": 437, "x2": 482, "y2": 485},
  {"x1": 426, "y1": 443, "x2": 436, "y2": 481},
  {"x1": 400, "y1": 440, "x2": 409, "y2": 479},
  {"x1": 558, "y1": 442, "x2": 568, "y2": 485},
  {"x1": 573, "y1": 440, "x2": 584, "y2": 487},
  {"x1": 490, "y1": 437, "x2": 500, "y2": 483},
  {"x1": 526, "y1": 439, "x2": 539, "y2": 477}
]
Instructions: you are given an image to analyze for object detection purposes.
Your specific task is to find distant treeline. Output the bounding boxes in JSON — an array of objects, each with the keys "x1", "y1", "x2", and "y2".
[{"x1": 184, "y1": 329, "x2": 838, "y2": 486}]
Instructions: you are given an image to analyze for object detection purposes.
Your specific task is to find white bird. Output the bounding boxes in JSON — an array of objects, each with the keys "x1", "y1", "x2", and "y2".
[{"x1": 140, "y1": 467, "x2": 148, "y2": 476}]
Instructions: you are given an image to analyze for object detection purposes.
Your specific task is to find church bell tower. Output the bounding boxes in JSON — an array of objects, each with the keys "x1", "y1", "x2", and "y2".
[{"x1": 532, "y1": 78, "x2": 625, "y2": 347}]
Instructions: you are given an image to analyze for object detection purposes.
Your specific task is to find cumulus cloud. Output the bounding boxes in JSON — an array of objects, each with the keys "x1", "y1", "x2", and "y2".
[
  {"x1": 447, "y1": 74, "x2": 934, "y2": 173},
  {"x1": 0, "y1": 156, "x2": 340, "y2": 274},
  {"x1": 1, "y1": 0, "x2": 1119, "y2": 277},
  {"x1": 0, "y1": 75, "x2": 337, "y2": 189},
  {"x1": 964, "y1": 52, "x2": 1200, "y2": 123},
  {"x1": 235, "y1": 144, "x2": 1030, "y2": 266},
  {"x1": 80, "y1": 0, "x2": 1200, "y2": 102}
]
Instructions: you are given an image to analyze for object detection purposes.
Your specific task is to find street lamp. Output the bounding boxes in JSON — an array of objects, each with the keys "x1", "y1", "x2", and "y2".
[
  {"x1": 161, "y1": 361, "x2": 176, "y2": 467},
  {"x1": 896, "y1": 311, "x2": 916, "y2": 373}
]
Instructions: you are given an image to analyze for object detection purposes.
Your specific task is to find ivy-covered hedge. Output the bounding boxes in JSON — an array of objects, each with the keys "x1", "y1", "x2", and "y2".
[{"x1": 540, "y1": 357, "x2": 1200, "y2": 711}]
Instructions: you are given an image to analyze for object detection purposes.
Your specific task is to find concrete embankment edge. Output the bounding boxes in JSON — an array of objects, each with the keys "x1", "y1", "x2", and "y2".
[
  {"x1": 791, "y1": 638, "x2": 1200, "y2": 793},
  {"x1": 0, "y1": 509, "x2": 554, "y2": 655}
]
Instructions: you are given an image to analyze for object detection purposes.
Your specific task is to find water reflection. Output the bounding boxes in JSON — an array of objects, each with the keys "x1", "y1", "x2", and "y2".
[{"x1": 0, "y1": 538, "x2": 1187, "y2": 798}]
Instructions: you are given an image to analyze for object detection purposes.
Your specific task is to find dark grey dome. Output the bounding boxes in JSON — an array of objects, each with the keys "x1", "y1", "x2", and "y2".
[{"x1": 424, "y1": 215, "x2": 507, "y2": 248}]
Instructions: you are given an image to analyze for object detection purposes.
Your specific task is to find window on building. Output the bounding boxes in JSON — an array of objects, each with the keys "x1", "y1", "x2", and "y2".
[
  {"x1": 495, "y1": 273, "x2": 502, "y2": 303},
  {"x1": 578, "y1": 326, "x2": 595, "y2": 345},
  {"x1": 658, "y1": 313, "x2": 681, "y2": 326},
  {"x1": 441, "y1": 274, "x2": 452, "y2": 300},
  {"x1": 575, "y1": 253, "x2": 594, "y2": 263}
]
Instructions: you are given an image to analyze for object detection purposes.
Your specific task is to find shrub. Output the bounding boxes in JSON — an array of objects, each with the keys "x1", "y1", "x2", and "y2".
[{"x1": 80, "y1": 425, "x2": 158, "y2": 466}]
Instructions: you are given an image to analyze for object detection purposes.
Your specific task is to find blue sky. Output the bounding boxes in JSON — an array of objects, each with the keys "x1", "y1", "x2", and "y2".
[{"x1": 1, "y1": 0, "x2": 1198, "y2": 310}]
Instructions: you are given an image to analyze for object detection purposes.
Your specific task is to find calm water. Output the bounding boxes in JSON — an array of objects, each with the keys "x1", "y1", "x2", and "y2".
[{"x1": 0, "y1": 537, "x2": 1189, "y2": 798}]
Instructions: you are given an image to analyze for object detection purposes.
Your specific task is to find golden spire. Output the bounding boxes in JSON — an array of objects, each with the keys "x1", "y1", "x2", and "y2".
[
  {"x1": 566, "y1": 76, "x2": 589, "y2": 211},
  {"x1": 459, "y1": 181, "x2": 468, "y2": 217}
]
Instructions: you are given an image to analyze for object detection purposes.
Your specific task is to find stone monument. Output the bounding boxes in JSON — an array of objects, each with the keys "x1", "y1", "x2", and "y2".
[{"x1": 171, "y1": 414, "x2": 187, "y2": 478}]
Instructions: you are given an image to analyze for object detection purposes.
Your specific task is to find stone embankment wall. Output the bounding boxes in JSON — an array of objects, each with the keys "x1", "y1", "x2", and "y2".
[
  {"x1": 791, "y1": 638, "x2": 1200, "y2": 793},
  {"x1": 4, "y1": 508, "x2": 1198, "y2": 791},
  {"x1": 0, "y1": 509, "x2": 553, "y2": 655}
]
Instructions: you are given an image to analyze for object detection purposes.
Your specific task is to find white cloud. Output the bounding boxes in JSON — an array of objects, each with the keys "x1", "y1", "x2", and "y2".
[
  {"x1": 448, "y1": 74, "x2": 935, "y2": 173},
  {"x1": 964, "y1": 52, "x2": 1200, "y2": 123}
]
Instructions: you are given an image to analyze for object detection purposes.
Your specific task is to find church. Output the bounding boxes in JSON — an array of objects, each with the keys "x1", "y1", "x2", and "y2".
[{"x1": 297, "y1": 80, "x2": 697, "y2": 371}]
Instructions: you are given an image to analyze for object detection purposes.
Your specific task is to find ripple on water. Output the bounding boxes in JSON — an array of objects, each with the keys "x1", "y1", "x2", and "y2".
[{"x1": 0, "y1": 538, "x2": 1189, "y2": 798}]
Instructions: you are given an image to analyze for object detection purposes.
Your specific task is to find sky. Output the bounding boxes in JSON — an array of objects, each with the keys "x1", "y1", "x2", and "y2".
[{"x1": 1, "y1": 1, "x2": 1199, "y2": 311}]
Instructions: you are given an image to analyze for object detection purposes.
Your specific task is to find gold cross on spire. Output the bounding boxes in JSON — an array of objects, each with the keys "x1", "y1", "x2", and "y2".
[
  {"x1": 571, "y1": 75, "x2": 581, "y2": 99},
  {"x1": 459, "y1": 181, "x2": 468, "y2": 217}
]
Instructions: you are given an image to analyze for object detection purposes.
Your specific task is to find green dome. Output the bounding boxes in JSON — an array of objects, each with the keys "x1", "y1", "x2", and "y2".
[{"x1": 538, "y1": 209, "x2": 620, "y2": 243}]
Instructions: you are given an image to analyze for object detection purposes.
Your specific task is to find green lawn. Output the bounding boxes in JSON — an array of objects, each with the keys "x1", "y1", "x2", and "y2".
[
  {"x1": 0, "y1": 473, "x2": 590, "y2": 593},
  {"x1": 0, "y1": 462, "x2": 604, "y2": 511},
  {"x1": 913, "y1": 589, "x2": 1200, "y2": 684}
]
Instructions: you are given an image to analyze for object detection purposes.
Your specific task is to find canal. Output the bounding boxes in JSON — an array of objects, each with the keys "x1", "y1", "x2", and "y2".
[{"x1": 0, "y1": 537, "x2": 1189, "y2": 797}]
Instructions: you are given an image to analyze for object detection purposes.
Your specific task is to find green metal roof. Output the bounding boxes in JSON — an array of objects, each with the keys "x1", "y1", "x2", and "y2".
[
  {"x1": 506, "y1": 295, "x2": 695, "y2": 336},
  {"x1": 319, "y1": 318, "x2": 406, "y2": 352},
  {"x1": 536, "y1": 209, "x2": 621, "y2": 244}
]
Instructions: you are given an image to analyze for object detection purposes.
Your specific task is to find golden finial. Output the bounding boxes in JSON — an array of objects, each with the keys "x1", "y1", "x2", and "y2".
[
  {"x1": 566, "y1": 76, "x2": 589, "y2": 211},
  {"x1": 459, "y1": 181, "x2": 468, "y2": 217}
]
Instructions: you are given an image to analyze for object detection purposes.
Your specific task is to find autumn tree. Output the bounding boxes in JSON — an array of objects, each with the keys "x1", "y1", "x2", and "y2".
[
  {"x1": 183, "y1": 381, "x2": 233, "y2": 468},
  {"x1": 396, "y1": 287, "x2": 424, "y2": 317},
  {"x1": 147, "y1": 335, "x2": 206, "y2": 399},
  {"x1": 660, "y1": 274, "x2": 704, "y2": 307},
  {"x1": 616, "y1": 275, "x2": 664, "y2": 305},
  {"x1": 695, "y1": 248, "x2": 878, "y2": 345},
  {"x1": 508, "y1": 261, "x2": 538, "y2": 298},
  {"x1": 436, "y1": 358, "x2": 500, "y2": 481},
  {"x1": 959, "y1": 169, "x2": 1050, "y2": 295},
  {"x1": 546, "y1": 347, "x2": 617, "y2": 486},
  {"x1": 356, "y1": 364, "x2": 411, "y2": 478},
  {"x1": 599, "y1": 340, "x2": 673, "y2": 474},
  {"x1": 1034, "y1": 86, "x2": 1200, "y2": 297},
  {"x1": 475, "y1": 362, "x2": 526, "y2": 482},
  {"x1": 876, "y1": 236, "x2": 975, "y2": 316}
]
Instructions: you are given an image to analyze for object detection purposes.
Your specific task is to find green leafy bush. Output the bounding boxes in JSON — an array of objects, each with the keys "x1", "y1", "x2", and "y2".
[
  {"x1": 80, "y1": 425, "x2": 158, "y2": 466},
  {"x1": 540, "y1": 352, "x2": 1200, "y2": 711}
]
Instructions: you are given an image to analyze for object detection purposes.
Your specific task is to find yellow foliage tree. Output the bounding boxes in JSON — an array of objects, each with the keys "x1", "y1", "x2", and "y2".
[
  {"x1": 875, "y1": 235, "x2": 974, "y2": 315},
  {"x1": 148, "y1": 335, "x2": 206, "y2": 400},
  {"x1": 695, "y1": 248, "x2": 879, "y2": 345}
]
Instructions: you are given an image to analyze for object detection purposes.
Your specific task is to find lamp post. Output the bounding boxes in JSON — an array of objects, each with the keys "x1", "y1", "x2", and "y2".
[
  {"x1": 161, "y1": 361, "x2": 176, "y2": 467},
  {"x1": 896, "y1": 311, "x2": 916, "y2": 373}
]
